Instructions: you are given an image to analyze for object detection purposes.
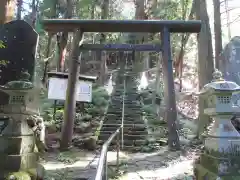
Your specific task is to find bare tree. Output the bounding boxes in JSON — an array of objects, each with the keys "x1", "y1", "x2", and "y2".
[
  {"x1": 195, "y1": 0, "x2": 214, "y2": 137},
  {"x1": 59, "y1": 0, "x2": 77, "y2": 150},
  {"x1": 60, "y1": 30, "x2": 83, "y2": 150},
  {"x1": 17, "y1": 0, "x2": 23, "y2": 20},
  {"x1": 213, "y1": 0, "x2": 223, "y2": 69},
  {"x1": 0, "y1": 0, "x2": 16, "y2": 25},
  {"x1": 98, "y1": 0, "x2": 109, "y2": 85},
  {"x1": 57, "y1": 0, "x2": 73, "y2": 72}
]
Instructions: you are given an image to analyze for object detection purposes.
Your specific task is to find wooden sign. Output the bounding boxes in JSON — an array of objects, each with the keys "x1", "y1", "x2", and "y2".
[{"x1": 48, "y1": 77, "x2": 92, "y2": 102}]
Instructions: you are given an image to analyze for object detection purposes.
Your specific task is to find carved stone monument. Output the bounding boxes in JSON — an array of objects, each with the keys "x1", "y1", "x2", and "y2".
[
  {"x1": 219, "y1": 36, "x2": 240, "y2": 85},
  {"x1": 194, "y1": 70, "x2": 240, "y2": 179},
  {"x1": 0, "y1": 20, "x2": 40, "y2": 179},
  {"x1": 0, "y1": 20, "x2": 38, "y2": 105}
]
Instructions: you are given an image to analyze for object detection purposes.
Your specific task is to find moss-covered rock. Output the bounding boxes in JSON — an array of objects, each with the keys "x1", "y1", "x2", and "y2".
[{"x1": 6, "y1": 171, "x2": 31, "y2": 180}]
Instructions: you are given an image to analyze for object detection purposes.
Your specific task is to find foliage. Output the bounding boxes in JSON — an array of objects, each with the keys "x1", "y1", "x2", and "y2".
[
  {"x1": 84, "y1": 85, "x2": 109, "y2": 116},
  {"x1": 6, "y1": 172, "x2": 31, "y2": 180}
]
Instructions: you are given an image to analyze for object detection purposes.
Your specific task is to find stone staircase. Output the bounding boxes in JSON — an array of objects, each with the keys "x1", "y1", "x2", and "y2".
[
  {"x1": 98, "y1": 68, "x2": 148, "y2": 151},
  {"x1": 98, "y1": 123, "x2": 147, "y2": 151}
]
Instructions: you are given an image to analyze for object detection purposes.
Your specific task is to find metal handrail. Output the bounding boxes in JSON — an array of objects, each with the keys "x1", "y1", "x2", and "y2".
[
  {"x1": 94, "y1": 125, "x2": 122, "y2": 180},
  {"x1": 95, "y1": 64, "x2": 126, "y2": 180}
]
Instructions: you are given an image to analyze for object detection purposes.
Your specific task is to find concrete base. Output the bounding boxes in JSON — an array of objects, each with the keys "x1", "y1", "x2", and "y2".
[
  {"x1": 0, "y1": 152, "x2": 39, "y2": 179},
  {"x1": 0, "y1": 135, "x2": 35, "y2": 154},
  {"x1": 0, "y1": 152, "x2": 39, "y2": 171}
]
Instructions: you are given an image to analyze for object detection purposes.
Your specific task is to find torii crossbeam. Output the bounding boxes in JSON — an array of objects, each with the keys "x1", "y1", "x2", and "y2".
[{"x1": 41, "y1": 19, "x2": 201, "y2": 150}]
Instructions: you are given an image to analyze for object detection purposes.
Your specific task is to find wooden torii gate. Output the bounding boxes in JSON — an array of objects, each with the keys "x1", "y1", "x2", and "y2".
[{"x1": 42, "y1": 19, "x2": 201, "y2": 150}]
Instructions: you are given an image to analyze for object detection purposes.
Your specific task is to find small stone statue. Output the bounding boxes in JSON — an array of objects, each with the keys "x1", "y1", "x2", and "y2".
[
  {"x1": 27, "y1": 115, "x2": 48, "y2": 154},
  {"x1": 212, "y1": 69, "x2": 224, "y2": 82}
]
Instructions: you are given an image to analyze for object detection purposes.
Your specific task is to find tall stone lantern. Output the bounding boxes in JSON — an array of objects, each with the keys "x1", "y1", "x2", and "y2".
[
  {"x1": 195, "y1": 70, "x2": 240, "y2": 179},
  {"x1": 0, "y1": 72, "x2": 40, "y2": 179}
]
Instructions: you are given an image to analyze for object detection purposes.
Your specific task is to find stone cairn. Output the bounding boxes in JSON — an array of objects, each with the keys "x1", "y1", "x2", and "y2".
[{"x1": 194, "y1": 70, "x2": 240, "y2": 179}]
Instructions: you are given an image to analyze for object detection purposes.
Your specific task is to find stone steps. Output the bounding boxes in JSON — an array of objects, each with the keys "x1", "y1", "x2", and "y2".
[
  {"x1": 100, "y1": 79, "x2": 147, "y2": 151},
  {"x1": 100, "y1": 124, "x2": 146, "y2": 131},
  {"x1": 98, "y1": 139, "x2": 146, "y2": 147},
  {"x1": 103, "y1": 120, "x2": 145, "y2": 125},
  {"x1": 98, "y1": 122, "x2": 147, "y2": 151},
  {"x1": 99, "y1": 129, "x2": 147, "y2": 136},
  {"x1": 99, "y1": 133, "x2": 146, "y2": 140}
]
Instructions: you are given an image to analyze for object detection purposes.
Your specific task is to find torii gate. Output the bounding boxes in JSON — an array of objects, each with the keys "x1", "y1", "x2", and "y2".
[{"x1": 42, "y1": 19, "x2": 201, "y2": 150}]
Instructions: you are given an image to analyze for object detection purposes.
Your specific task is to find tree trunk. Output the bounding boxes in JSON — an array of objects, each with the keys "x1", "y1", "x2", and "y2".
[
  {"x1": 152, "y1": 53, "x2": 161, "y2": 116},
  {"x1": 42, "y1": 34, "x2": 53, "y2": 85},
  {"x1": 42, "y1": 0, "x2": 57, "y2": 84},
  {"x1": 134, "y1": 0, "x2": 149, "y2": 82},
  {"x1": 213, "y1": 0, "x2": 223, "y2": 69},
  {"x1": 17, "y1": 0, "x2": 23, "y2": 20},
  {"x1": 31, "y1": 0, "x2": 37, "y2": 27},
  {"x1": 99, "y1": 0, "x2": 109, "y2": 85},
  {"x1": 174, "y1": 0, "x2": 195, "y2": 91},
  {"x1": 195, "y1": 0, "x2": 214, "y2": 138},
  {"x1": 60, "y1": 30, "x2": 84, "y2": 150},
  {"x1": 57, "y1": 0, "x2": 73, "y2": 72},
  {"x1": 0, "y1": 0, "x2": 16, "y2": 25}
]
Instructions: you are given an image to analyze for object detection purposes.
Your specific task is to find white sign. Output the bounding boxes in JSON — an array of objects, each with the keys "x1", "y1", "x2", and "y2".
[{"x1": 47, "y1": 78, "x2": 92, "y2": 102}]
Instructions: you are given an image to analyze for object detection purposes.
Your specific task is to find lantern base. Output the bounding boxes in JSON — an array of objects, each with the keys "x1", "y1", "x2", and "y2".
[
  {"x1": 0, "y1": 152, "x2": 39, "y2": 178},
  {"x1": 194, "y1": 151, "x2": 240, "y2": 180},
  {"x1": 194, "y1": 164, "x2": 240, "y2": 180}
]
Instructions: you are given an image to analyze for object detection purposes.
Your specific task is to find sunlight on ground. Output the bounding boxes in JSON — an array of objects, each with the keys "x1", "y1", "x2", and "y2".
[
  {"x1": 105, "y1": 74, "x2": 113, "y2": 95},
  {"x1": 138, "y1": 72, "x2": 149, "y2": 90},
  {"x1": 118, "y1": 158, "x2": 194, "y2": 180},
  {"x1": 135, "y1": 159, "x2": 192, "y2": 179},
  {"x1": 117, "y1": 147, "x2": 196, "y2": 180},
  {"x1": 105, "y1": 72, "x2": 149, "y2": 94},
  {"x1": 42, "y1": 150, "x2": 129, "y2": 171},
  {"x1": 42, "y1": 151, "x2": 97, "y2": 170}
]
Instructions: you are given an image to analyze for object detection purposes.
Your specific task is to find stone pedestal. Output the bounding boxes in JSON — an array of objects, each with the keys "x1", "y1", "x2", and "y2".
[
  {"x1": 0, "y1": 73, "x2": 41, "y2": 179},
  {"x1": 205, "y1": 117, "x2": 240, "y2": 152}
]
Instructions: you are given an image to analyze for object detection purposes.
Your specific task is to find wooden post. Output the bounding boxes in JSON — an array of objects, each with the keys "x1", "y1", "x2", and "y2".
[
  {"x1": 60, "y1": 29, "x2": 84, "y2": 150},
  {"x1": 161, "y1": 27, "x2": 180, "y2": 150}
]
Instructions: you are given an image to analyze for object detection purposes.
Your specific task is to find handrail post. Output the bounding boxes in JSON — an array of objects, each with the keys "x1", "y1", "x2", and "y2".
[
  {"x1": 121, "y1": 78, "x2": 125, "y2": 149},
  {"x1": 94, "y1": 128, "x2": 121, "y2": 180},
  {"x1": 116, "y1": 132, "x2": 120, "y2": 173},
  {"x1": 103, "y1": 153, "x2": 108, "y2": 180}
]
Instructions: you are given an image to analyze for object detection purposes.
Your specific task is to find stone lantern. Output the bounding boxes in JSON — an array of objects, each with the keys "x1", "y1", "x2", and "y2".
[
  {"x1": 0, "y1": 72, "x2": 40, "y2": 179},
  {"x1": 195, "y1": 70, "x2": 240, "y2": 179}
]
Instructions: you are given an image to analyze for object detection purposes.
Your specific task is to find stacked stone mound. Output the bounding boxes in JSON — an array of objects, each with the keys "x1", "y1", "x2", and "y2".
[{"x1": 98, "y1": 69, "x2": 148, "y2": 151}]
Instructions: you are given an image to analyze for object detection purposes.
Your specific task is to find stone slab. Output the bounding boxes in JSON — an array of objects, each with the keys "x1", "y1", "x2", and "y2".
[{"x1": 0, "y1": 152, "x2": 39, "y2": 176}]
